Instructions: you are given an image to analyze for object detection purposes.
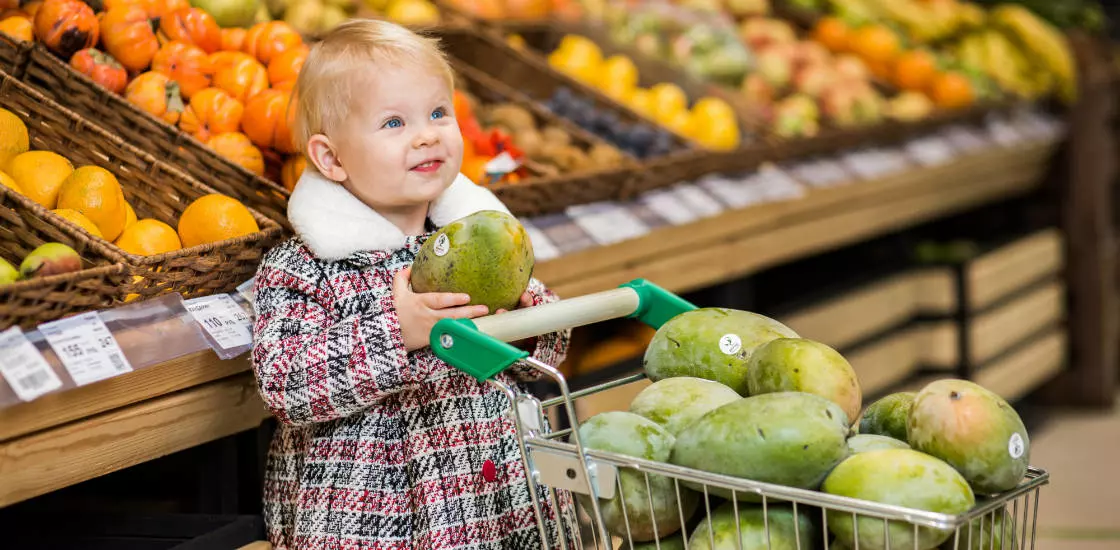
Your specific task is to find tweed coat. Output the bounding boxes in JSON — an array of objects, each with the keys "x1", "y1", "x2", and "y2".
[{"x1": 250, "y1": 170, "x2": 575, "y2": 550}]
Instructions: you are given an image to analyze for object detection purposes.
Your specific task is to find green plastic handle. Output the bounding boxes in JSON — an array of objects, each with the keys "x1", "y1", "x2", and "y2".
[
  {"x1": 431, "y1": 279, "x2": 696, "y2": 381},
  {"x1": 621, "y1": 279, "x2": 697, "y2": 329}
]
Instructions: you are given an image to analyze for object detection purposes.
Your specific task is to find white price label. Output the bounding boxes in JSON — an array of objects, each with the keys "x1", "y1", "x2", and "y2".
[
  {"x1": 236, "y1": 277, "x2": 256, "y2": 305},
  {"x1": 672, "y1": 185, "x2": 725, "y2": 219},
  {"x1": 567, "y1": 203, "x2": 650, "y2": 246},
  {"x1": 186, "y1": 294, "x2": 254, "y2": 351},
  {"x1": 790, "y1": 159, "x2": 852, "y2": 188},
  {"x1": 640, "y1": 189, "x2": 699, "y2": 226},
  {"x1": 40, "y1": 312, "x2": 132, "y2": 386},
  {"x1": 906, "y1": 137, "x2": 957, "y2": 166},
  {"x1": 988, "y1": 118, "x2": 1025, "y2": 147},
  {"x1": 698, "y1": 174, "x2": 759, "y2": 209},
  {"x1": 0, "y1": 326, "x2": 63, "y2": 401},
  {"x1": 522, "y1": 221, "x2": 561, "y2": 262}
]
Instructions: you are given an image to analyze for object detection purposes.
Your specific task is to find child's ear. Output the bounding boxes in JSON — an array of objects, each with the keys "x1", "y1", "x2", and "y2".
[{"x1": 307, "y1": 134, "x2": 348, "y2": 182}]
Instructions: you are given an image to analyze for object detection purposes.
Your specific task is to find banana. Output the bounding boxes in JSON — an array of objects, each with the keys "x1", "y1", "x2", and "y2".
[
  {"x1": 990, "y1": 4, "x2": 1077, "y2": 104},
  {"x1": 980, "y1": 30, "x2": 1034, "y2": 98}
]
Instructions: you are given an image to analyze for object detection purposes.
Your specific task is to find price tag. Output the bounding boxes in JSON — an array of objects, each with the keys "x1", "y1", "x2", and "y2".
[
  {"x1": 672, "y1": 184, "x2": 725, "y2": 219},
  {"x1": 943, "y1": 126, "x2": 991, "y2": 153},
  {"x1": 987, "y1": 117, "x2": 1024, "y2": 147},
  {"x1": 185, "y1": 294, "x2": 254, "y2": 351},
  {"x1": 906, "y1": 137, "x2": 957, "y2": 166},
  {"x1": 39, "y1": 312, "x2": 133, "y2": 387},
  {"x1": 236, "y1": 277, "x2": 256, "y2": 305},
  {"x1": 640, "y1": 189, "x2": 699, "y2": 226},
  {"x1": 0, "y1": 326, "x2": 63, "y2": 401},
  {"x1": 522, "y1": 221, "x2": 561, "y2": 261},
  {"x1": 698, "y1": 174, "x2": 759, "y2": 209},
  {"x1": 567, "y1": 202, "x2": 650, "y2": 246},
  {"x1": 788, "y1": 158, "x2": 852, "y2": 188}
]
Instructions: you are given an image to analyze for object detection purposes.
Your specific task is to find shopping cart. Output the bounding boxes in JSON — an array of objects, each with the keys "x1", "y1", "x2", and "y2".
[{"x1": 430, "y1": 279, "x2": 1051, "y2": 550}]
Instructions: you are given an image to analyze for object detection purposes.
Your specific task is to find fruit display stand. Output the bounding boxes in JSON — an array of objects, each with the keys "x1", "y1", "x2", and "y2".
[{"x1": 0, "y1": 103, "x2": 1064, "y2": 511}]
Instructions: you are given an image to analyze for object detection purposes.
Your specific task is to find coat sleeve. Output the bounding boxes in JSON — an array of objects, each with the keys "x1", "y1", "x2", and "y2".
[
  {"x1": 249, "y1": 245, "x2": 435, "y2": 427},
  {"x1": 508, "y1": 277, "x2": 570, "y2": 382}
]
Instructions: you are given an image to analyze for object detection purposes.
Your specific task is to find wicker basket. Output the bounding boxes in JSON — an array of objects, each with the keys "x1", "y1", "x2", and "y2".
[
  {"x1": 0, "y1": 71, "x2": 283, "y2": 303},
  {"x1": 0, "y1": 35, "x2": 291, "y2": 230},
  {"x1": 451, "y1": 60, "x2": 645, "y2": 215},
  {"x1": 0, "y1": 189, "x2": 128, "y2": 332}
]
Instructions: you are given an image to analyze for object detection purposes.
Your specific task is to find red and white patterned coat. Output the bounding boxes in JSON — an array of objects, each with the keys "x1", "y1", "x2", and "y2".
[{"x1": 251, "y1": 171, "x2": 575, "y2": 550}]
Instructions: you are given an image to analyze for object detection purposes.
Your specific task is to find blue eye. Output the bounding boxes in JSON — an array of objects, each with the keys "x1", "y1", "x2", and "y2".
[
  {"x1": 431, "y1": 108, "x2": 446, "y2": 120},
  {"x1": 383, "y1": 117, "x2": 403, "y2": 129}
]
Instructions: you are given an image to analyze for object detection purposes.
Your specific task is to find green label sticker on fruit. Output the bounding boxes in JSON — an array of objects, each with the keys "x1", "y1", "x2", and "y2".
[
  {"x1": 719, "y1": 333, "x2": 742, "y2": 355},
  {"x1": 1009, "y1": 432, "x2": 1025, "y2": 459}
]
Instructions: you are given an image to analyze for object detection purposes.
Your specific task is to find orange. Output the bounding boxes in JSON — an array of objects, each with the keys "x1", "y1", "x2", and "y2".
[
  {"x1": 0, "y1": 15, "x2": 32, "y2": 42},
  {"x1": 115, "y1": 218, "x2": 183, "y2": 256},
  {"x1": 51, "y1": 208, "x2": 103, "y2": 238},
  {"x1": 281, "y1": 154, "x2": 306, "y2": 192},
  {"x1": 930, "y1": 72, "x2": 975, "y2": 109},
  {"x1": 177, "y1": 194, "x2": 260, "y2": 248},
  {"x1": 850, "y1": 24, "x2": 901, "y2": 65},
  {"x1": 0, "y1": 107, "x2": 28, "y2": 169},
  {"x1": 0, "y1": 170, "x2": 21, "y2": 194},
  {"x1": 7, "y1": 150, "x2": 73, "y2": 208},
  {"x1": 124, "y1": 201, "x2": 137, "y2": 231},
  {"x1": 812, "y1": 17, "x2": 850, "y2": 53},
  {"x1": 894, "y1": 49, "x2": 938, "y2": 92},
  {"x1": 56, "y1": 165, "x2": 127, "y2": 241}
]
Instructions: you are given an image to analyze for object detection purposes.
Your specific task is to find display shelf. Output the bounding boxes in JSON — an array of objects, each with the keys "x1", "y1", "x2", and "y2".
[
  {"x1": 0, "y1": 373, "x2": 268, "y2": 508},
  {"x1": 536, "y1": 138, "x2": 1057, "y2": 297}
]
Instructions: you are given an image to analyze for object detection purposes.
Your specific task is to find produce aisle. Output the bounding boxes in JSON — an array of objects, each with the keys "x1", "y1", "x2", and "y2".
[{"x1": 0, "y1": 0, "x2": 1114, "y2": 547}]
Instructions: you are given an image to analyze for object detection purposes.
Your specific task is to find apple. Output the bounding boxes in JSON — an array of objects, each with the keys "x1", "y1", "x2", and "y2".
[
  {"x1": 19, "y1": 242, "x2": 83, "y2": 279},
  {"x1": 755, "y1": 47, "x2": 793, "y2": 89},
  {"x1": 0, "y1": 257, "x2": 18, "y2": 286},
  {"x1": 738, "y1": 17, "x2": 795, "y2": 50},
  {"x1": 822, "y1": 83, "x2": 884, "y2": 127},
  {"x1": 834, "y1": 54, "x2": 870, "y2": 83},
  {"x1": 725, "y1": 0, "x2": 770, "y2": 17},
  {"x1": 793, "y1": 63, "x2": 836, "y2": 98},
  {"x1": 740, "y1": 73, "x2": 775, "y2": 107}
]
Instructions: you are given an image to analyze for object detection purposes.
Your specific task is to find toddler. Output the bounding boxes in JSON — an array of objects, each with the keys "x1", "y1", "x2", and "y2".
[{"x1": 250, "y1": 19, "x2": 572, "y2": 549}]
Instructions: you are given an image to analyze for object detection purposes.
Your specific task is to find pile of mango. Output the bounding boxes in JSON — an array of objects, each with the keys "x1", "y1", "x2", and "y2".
[{"x1": 578, "y1": 307, "x2": 1031, "y2": 549}]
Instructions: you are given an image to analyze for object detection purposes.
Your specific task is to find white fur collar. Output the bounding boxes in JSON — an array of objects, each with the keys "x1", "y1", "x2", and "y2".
[{"x1": 287, "y1": 169, "x2": 511, "y2": 261}]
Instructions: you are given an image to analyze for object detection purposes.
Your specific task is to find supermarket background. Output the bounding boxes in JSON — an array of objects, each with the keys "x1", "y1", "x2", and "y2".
[{"x1": 0, "y1": 0, "x2": 1118, "y2": 547}]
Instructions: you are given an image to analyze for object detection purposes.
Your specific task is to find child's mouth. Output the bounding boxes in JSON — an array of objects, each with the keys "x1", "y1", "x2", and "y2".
[{"x1": 411, "y1": 160, "x2": 443, "y2": 173}]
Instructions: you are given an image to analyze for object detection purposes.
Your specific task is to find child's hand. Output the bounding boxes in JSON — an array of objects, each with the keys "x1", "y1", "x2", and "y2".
[
  {"x1": 494, "y1": 292, "x2": 534, "y2": 315},
  {"x1": 496, "y1": 292, "x2": 537, "y2": 350},
  {"x1": 394, "y1": 266, "x2": 490, "y2": 352}
]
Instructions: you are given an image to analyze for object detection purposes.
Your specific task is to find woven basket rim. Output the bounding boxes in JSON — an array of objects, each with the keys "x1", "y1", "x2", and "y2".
[{"x1": 0, "y1": 263, "x2": 125, "y2": 296}]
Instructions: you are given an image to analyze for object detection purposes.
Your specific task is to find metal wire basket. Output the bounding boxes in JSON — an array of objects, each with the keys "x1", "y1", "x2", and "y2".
[{"x1": 430, "y1": 279, "x2": 1050, "y2": 550}]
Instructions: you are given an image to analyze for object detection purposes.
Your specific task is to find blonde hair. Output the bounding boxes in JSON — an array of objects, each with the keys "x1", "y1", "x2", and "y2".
[{"x1": 291, "y1": 19, "x2": 455, "y2": 155}]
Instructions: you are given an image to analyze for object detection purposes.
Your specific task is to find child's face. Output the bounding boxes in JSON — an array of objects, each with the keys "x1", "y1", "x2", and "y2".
[{"x1": 328, "y1": 63, "x2": 463, "y2": 213}]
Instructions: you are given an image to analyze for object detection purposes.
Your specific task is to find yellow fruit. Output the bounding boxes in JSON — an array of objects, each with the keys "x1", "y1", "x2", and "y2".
[
  {"x1": 0, "y1": 170, "x2": 21, "y2": 194},
  {"x1": 51, "y1": 208, "x2": 104, "y2": 238},
  {"x1": 691, "y1": 96, "x2": 736, "y2": 122},
  {"x1": 506, "y1": 33, "x2": 526, "y2": 50},
  {"x1": 696, "y1": 117, "x2": 741, "y2": 151},
  {"x1": 597, "y1": 55, "x2": 639, "y2": 92},
  {"x1": 664, "y1": 110, "x2": 697, "y2": 140},
  {"x1": 7, "y1": 151, "x2": 74, "y2": 208},
  {"x1": 548, "y1": 48, "x2": 599, "y2": 84},
  {"x1": 556, "y1": 35, "x2": 602, "y2": 64},
  {"x1": 384, "y1": 0, "x2": 441, "y2": 26},
  {"x1": 115, "y1": 219, "x2": 183, "y2": 256},
  {"x1": 56, "y1": 166, "x2": 128, "y2": 242},
  {"x1": 627, "y1": 88, "x2": 655, "y2": 118},
  {"x1": 178, "y1": 194, "x2": 260, "y2": 248},
  {"x1": 0, "y1": 107, "x2": 28, "y2": 169},
  {"x1": 650, "y1": 83, "x2": 689, "y2": 124},
  {"x1": 124, "y1": 201, "x2": 137, "y2": 231}
]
